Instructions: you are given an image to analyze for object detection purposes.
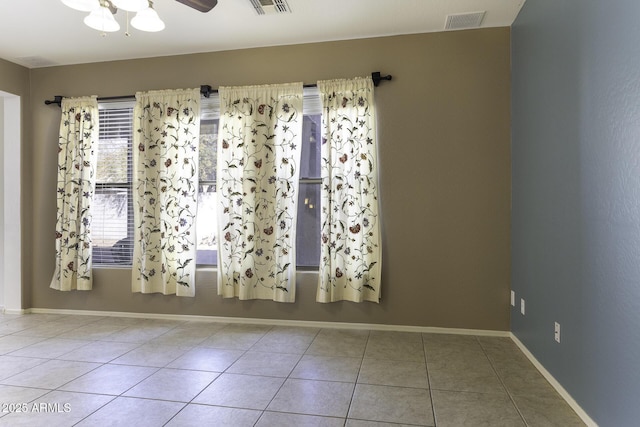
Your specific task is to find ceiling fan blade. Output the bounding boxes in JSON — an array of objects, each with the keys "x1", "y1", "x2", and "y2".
[{"x1": 175, "y1": 0, "x2": 218, "y2": 13}]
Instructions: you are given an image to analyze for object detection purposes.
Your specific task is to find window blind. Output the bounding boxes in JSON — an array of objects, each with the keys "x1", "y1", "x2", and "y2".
[{"x1": 92, "y1": 101, "x2": 135, "y2": 265}]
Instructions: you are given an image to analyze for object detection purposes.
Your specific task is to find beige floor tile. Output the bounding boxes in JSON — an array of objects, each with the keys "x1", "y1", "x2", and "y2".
[
  {"x1": 291, "y1": 355, "x2": 362, "y2": 382},
  {"x1": 306, "y1": 329, "x2": 369, "y2": 358},
  {"x1": 221, "y1": 323, "x2": 273, "y2": 334},
  {"x1": 423, "y1": 333, "x2": 480, "y2": 347},
  {"x1": 49, "y1": 314, "x2": 105, "y2": 326},
  {"x1": 0, "y1": 323, "x2": 32, "y2": 335},
  {"x1": 0, "y1": 336, "x2": 46, "y2": 355},
  {"x1": 349, "y1": 383, "x2": 434, "y2": 426},
  {"x1": 479, "y1": 336, "x2": 532, "y2": 367},
  {"x1": 257, "y1": 411, "x2": 345, "y2": 427},
  {"x1": 56, "y1": 340, "x2": 140, "y2": 363},
  {"x1": 124, "y1": 368, "x2": 218, "y2": 402},
  {"x1": 227, "y1": 351, "x2": 301, "y2": 377},
  {"x1": 166, "y1": 404, "x2": 261, "y2": 427},
  {"x1": 428, "y1": 351, "x2": 506, "y2": 394},
  {"x1": 358, "y1": 357, "x2": 428, "y2": 388},
  {"x1": 268, "y1": 325, "x2": 321, "y2": 336},
  {"x1": 495, "y1": 361, "x2": 558, "y2": 398},
  {"x1": 268, "y1": 378, "x2": 354, "y2": 418},
  {"x1": 8, "y1": 338, "x2": 90, "y2": 359},
  {"x1": 110, "y1": 343, "x2": 189, "y2": 367},
  {"x1": 512, "y1": 393, "x2": 586, "y2": 426},
  {"x1": 59, "y1": 364, "x2": 157, "y2": 395},
  {"x1": 201, "y1": 331, "x2": 267, "y2": 350},
  {"x1": 251, "y1": 333, "x2": 314, "y2": 354},
  {"x1": 56, "y1": 323, "x2": 128, "y2": 340},
  {"x1": 0, "y1": 390, "x2": 114, "y2": 427},
  {"x1": 3, "y1": 315, "x2": 65, "y2": 329},
  {"x1": 99, "y1": 325, "x2": 173, "y2": 343},
  {"x1": 365, "y1": 331, "x2": 425, "y2": 362},
  {"x1": 75, "y1": 396, "x2": 184, "y2": 427},
  {"x1": 11, "y1": 323, "x2": 82, "y2": 338},
  {"x1": 148, "y1": 326, "x2": 216, "y2": 347},
  {"x1": 167, "y1": 347, "x2": 244, "y2": 372},
  {"x1": 1, "y1": 359, "x2": 100, "y2": 389},
  {"x1": 432, "y1": 390, "x2": 525, "y2": 427},
  {"x1": 193, "y1": 373, "x2": 284, "y2": 410},
  {"x1": 369, "y1": 330, "x2": 423, "y2": 342},
  {"x1": 91, "y1": 316, "x2": 149, "y2": 327},
  {"x1": 0, "y1": 384, "x2": 50, "y2": 404},
  {"x1": 0, "y1": 356, "x2": 47, "y2": 380},
  {"x1": 346, "y1": 420, "x2": 420, "y2": 427},
  {"x1": 179, "y1": 320, "x2": 229, "y2": 332}
]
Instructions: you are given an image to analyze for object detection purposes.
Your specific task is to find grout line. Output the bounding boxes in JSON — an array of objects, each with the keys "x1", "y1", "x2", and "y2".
[
  {"x1": 422, "y1": 333, "x2": 437, "y2": 427},
  {"x1": 344, "y1": 328, "x2": 370, "y2": 424},
  {"x1": 476, "y1": 336, "x2": 530, "y2": 426}
]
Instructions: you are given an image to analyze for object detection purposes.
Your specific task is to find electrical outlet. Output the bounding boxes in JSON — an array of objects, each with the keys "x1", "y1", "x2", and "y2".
[
  {"x1": 554, "y1": 322, "x2": 561, "y2": 343},
  {"x1": 520, "y1": 298, "x2": 525, "y2": 315},
  {"x1": 510, "y1": 290, "x2": 515, "y2": 306}
]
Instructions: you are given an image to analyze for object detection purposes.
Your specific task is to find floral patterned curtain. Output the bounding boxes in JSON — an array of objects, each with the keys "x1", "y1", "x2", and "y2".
[
  {"x1": 132, "y1": 89, "x2": 200, "y2": 297},
  {"x1": 317, "y1": 77, "x2": 382, "y2": 303},
  {"x1": 217, "y1": 83, "x2": 303, "y2": 302},
  {"x1": 50, "y1": 96, "x2": 99, "y2": 291}
]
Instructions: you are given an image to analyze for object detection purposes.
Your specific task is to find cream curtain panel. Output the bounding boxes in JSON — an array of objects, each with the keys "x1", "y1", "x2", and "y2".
[
  {"x1": 51, "y1": 96, "x2": 99, "y2": 291},
  {"x1": 217, "y1": 83, "x2": 303, "y2": 302},
  {"x1": 132, "y1": 88, "x2": 201, "y2": 297},
  {"x1": 316, "y1": 77, "x2": 382, "y2": 303}
]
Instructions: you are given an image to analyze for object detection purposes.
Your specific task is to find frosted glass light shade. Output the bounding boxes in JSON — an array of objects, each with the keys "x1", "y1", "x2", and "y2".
[
  {"x1": 131, "y1": 6, "x2": 165, "y2": 32},
  {"x1": 110, "y1": 0, "x2": 149, "y2": 12},
  {"x1": 61, "y1": 0, "x2": 100, "y2": 12},
  {"x1": 84, "y1": 5, "x2": 121, "y2": 32}
]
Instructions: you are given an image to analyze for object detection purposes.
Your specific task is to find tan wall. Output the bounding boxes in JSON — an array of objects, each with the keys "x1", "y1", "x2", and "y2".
[
  {"x1": 26, "y1": 28, "x2": 511, "y2": 330},
  {"x1": 0, "y1": 58, "x2": 32, "y2": 308}
]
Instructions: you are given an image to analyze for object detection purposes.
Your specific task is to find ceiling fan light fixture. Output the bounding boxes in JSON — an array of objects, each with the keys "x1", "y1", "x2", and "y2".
[
  {"x1": 131, "y1": 3, "x2": 165, "y2": 32},
  {"x1": 110, "y1": 0, "x2": 149, "y2": 12},
  {"x1": 61, "y1": 0, "x2": 100, "y2": 12},
  {"x1": 84, "y1": 4, "x2": 121, "y2": 32}
]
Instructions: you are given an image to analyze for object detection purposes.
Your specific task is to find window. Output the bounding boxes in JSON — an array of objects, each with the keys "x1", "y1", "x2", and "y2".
[
  {"x1": 92, "y1": 101, "x2": 135, "y2": 265},
  {"x1": 92, "y1": 90, "x2": 322, "y2": 267},
  {"x1": 296, "y1": 113, "x2": 322, "y2": 267}
]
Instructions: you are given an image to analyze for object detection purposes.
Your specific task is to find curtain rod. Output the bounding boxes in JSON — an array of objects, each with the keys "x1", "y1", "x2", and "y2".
[{"x1": 44, "y1": 72, "x2": 393, "y2": 107}]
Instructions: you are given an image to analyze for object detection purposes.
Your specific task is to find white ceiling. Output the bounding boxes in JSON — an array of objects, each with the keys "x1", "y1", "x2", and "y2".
[{"x1": 0, "y1": 0, "x2": 525, "y2": 69}]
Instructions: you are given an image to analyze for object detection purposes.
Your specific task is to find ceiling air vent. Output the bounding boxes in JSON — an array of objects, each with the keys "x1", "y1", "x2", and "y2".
[
  {"x1": 249, "y1": 0, "x2": 291, "y2": 15},
  {"x1": 445, "y1": 11, "x2": 486, "y2": 30}
]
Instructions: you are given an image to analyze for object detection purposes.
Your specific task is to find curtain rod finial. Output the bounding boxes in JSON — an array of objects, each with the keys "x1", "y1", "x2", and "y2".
[
  {"x1": 200, "y1": 85, "x2": 213, "y2": 98},
  {"x1": 371, "y1": 72, "x2": 392, "y2": 87},
  {"x1": 45, "y1": 95, "x2": 64, "y2": 107}
]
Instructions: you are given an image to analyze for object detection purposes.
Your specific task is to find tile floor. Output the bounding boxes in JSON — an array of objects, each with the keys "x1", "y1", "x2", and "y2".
[{"x1": 0, "y1": 313, "x2": 585, "y2": 426}]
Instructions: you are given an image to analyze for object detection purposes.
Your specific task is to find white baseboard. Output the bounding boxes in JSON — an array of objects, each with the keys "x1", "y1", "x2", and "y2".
[
  {"x1": 28, "y1": 307, "x2": 510, "y2": 337},
  {"x1": 3, "y1": 308, "x2": 31, "y2": 315},
  {"x1": 510, "y1": 333, "x2": 598, "y2": 427}
]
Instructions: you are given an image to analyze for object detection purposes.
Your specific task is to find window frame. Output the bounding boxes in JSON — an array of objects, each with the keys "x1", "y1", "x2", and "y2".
[{"x1": 92, "y1": 100, "x2": 135, "y2": 268}]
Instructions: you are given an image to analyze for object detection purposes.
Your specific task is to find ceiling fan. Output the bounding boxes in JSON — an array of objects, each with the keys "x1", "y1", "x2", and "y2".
[
  {"x1": 174, "y1": 0, "x2": 218, "y2": 13},
  {"x1": 62, "y1": 0, "x2": 219, "y2": 33}
]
